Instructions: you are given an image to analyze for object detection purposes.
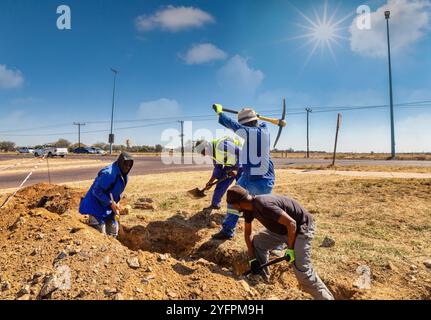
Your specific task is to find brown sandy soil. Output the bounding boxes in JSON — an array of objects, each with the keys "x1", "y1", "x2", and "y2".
[{"x1": 1, "y1": 170, "x2": 431, "y2": 300}]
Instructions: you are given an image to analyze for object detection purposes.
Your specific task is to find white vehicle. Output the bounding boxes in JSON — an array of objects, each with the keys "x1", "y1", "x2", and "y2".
[
  {"x1": 34, "y1": 145, "x2": 68, "y2": 158},
  {"x1": 17, "y1": 147, "x2": 35, "y2": 154},
  {"x1": 92, "y1": 147, "x2": 107, "y2": 155}
]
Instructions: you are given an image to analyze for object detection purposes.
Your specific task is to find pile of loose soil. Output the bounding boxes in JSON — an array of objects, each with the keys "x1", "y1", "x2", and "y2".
[{"x1": 0, "y1": 183, "x2": 315, "y2": 300}]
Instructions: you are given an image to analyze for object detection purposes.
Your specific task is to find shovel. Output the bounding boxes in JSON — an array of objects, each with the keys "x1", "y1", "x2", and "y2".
[{"x1": 187, "y1": 175, "x2": 231, "y2": 199}]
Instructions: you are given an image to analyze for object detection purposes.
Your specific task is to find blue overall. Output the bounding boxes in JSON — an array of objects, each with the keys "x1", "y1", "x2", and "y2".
[
  {"x1": 210, "y1": 139, "x2": 243, "y2": 208},
  {"x1": 79, "y1": 162, "x2": 128, "y2": 229},
  {"x1": 218, "y1": 113, "x2": 275, "y2": 238}
]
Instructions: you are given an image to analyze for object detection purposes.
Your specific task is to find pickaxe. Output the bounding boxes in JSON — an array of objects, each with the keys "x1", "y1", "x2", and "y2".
[
  {"x1": 110, "y1": 193, "x2": 121, "y2": 222},
  {"x1": 243, "y1": 255, "x2": 291, "y2": 276},
  {"x1": 213, "y1": 98, "x2": 287, "y2": 148}
]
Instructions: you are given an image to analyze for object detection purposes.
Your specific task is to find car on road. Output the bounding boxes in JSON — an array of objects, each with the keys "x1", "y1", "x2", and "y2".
[
  {"x1": 34, "y1": 146, "x2": 68, "y2": 158},
  {"x1": 73, "y1": 147, "x2": 96, "y2": 154},
  {"x1": 91, "y1": 147, "x2": 107, "y2": 155},
  {"x1": 17, "y1": 147, "x2": 35, "y2": 154}
]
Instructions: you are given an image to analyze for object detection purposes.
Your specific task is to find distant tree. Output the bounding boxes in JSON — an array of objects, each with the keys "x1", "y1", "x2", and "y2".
[
  {"x1": 287, "y1": 148, "x2": 295, "y2": 153},
  {"x1": 54, "y1": 138, "x2": 71, "y2": 148},
  {"x1": 112, "y1": 145, "x2": 126, "y2": 152},
  {"x1": 0, "y1": 141, "x2": 16, "y2": 152},
  {"x1": 155, "y1": 144, "x2": 163, "y2": 153},
  {"x1": 93, "y1": 142, "x2": 109, "y2": 151}
]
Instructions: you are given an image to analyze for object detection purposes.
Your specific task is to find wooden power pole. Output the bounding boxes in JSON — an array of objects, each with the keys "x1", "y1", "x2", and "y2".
[{"x1": 332, "y1": 113, "x2": 342, "y2": 166}]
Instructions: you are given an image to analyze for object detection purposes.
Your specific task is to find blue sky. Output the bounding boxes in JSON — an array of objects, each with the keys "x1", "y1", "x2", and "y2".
[{"x1": 0, "y1": 0, "x2": 430, "y2": 152}]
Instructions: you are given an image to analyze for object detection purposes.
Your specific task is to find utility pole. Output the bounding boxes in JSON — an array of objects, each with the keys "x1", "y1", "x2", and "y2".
[
  {"x1": 109, "y1": 68, "x2": 119, "y2": 155},
  {"x1": 179, "y1": 121, "x2": 184, "y2": 162},
  {"x1": 385, "y1": 11, "x2": 396, "y2": 159},
  {"x1": 305, "y1": 108, "x2": 312, "y2": 158},
  {"x1": 73, "y1": 122, "x2": 86, "y2": 148},
  {"x1": 332, "y1": 113, "x2": 342, "y2": 166}
]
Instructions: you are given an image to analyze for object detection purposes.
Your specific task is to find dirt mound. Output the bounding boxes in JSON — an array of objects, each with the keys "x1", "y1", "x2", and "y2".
[
  {"x1": 0, "y1": 183, "x2": 295, "y2": 300},
  {"x1": 10, "y1": 183, "x2": 85, "y2": 214}
]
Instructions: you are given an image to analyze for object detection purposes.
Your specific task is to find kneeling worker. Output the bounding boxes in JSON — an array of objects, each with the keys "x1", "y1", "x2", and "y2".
[
  {"x1": 226, "y1": 185, "x2": 334, "y2": 300},
  {"x1": 79, "y1": 152, "x2": 134, "y2": 238}
]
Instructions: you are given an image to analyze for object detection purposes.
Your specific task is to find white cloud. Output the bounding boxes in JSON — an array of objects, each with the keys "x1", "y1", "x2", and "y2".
[
  {"x1": 135, "y1": 6, "x2": 214, "y2": 32},
  {"x1": 137, "y1": 98, "x2": 180, "y2": 119},
  {"x1": 350, "y1": 0, "x2": 431, "y2": 58},
  {"x1": 217, "y1": 55, "x2": 265, "y2": 99},
  {"x1": 181, "y1": 43, "x2": 227, "y2": 65},
  {"x1": 0, "y1": 64, "x2": 24, "y2": 89}
]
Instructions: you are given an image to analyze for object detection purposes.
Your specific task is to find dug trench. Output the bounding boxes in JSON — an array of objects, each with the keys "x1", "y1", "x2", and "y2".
[
  {"x1": 0, "y1": 183, "x2": 361, "y2": 300},
  {"x1": 118, "y1": 210, "x2": 251, "y2": 276}
]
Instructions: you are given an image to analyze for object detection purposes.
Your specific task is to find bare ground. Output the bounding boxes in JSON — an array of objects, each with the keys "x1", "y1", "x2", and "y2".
[{"x1": 0, "y1": 169, "x2": 430, "y2": 300}]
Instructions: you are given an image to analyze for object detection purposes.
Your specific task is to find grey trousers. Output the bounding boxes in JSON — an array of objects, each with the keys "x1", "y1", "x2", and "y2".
[
  {"x1": 253, "y1": 221, "x2": 334, "y2": 300},
  {"x1": 88, "y1": 215, "x2": 119, "y2": 238}
]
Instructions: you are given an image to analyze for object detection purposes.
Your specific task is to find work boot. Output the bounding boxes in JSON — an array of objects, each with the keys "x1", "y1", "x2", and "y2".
[{"x1": 211, "y1": 230, "x2": 232, "y2": 240}]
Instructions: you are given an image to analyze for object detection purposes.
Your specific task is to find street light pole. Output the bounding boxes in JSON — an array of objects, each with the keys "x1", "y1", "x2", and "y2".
[
  {"x1": 109, "y1": 68, "x2": 119, "y2": 155},
  {"x1": 179, "y1": 121, "x2": 185, "y2": 162},
  {"x1": 385, "y1": 11, "x2": 396, "y2": 159}
]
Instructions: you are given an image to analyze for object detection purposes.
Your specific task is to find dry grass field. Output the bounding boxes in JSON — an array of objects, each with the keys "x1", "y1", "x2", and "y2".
[
  {"x1": 285, "y1": 164, "x2": 431, "y2": 173},
  {"x1": 271, "y1": 152, "x2": 431, "y2": 161}
]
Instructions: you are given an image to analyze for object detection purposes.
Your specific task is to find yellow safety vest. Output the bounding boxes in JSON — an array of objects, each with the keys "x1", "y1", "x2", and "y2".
[{"x1": 212, "y1": 137, "x2": 241, "y2": 167}]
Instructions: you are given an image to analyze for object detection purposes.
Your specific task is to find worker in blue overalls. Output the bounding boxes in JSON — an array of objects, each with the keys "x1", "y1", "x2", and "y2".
[
  {"x1": 212, "y1": 105, "x2": 275, "y2": 240},
  {"x1": 79, "y1": 152, "x2": 134, "y2": 238},
  {"x1": 195, "y1": 137, "x2": 243, "y2": 210}
]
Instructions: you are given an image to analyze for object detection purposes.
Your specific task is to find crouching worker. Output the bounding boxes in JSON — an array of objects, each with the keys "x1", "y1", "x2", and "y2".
[
  {"x1": 79, "y1": 152, "x2": 134, "y2": 238},
  {"x1": 226, "y1": 186, "x2": 334, "y2": 300},
  {"x1": 195, "y1": 137, "x2": 243, "y2": 210}
]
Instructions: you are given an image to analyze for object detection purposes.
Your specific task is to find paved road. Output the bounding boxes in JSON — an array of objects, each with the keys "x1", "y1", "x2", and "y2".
[{"x1": 1, "y1": 154, "x2": 431, "y2": 189}]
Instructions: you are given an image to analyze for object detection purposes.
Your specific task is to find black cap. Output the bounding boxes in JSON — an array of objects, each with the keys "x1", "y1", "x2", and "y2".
[{"x1": 227, "y1": 185, "x2": 250, "y2": 204}]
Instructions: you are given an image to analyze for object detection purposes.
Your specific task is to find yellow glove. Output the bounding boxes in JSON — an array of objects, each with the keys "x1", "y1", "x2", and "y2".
[{"x1": 213, "y1": 104, "x2": 223, "y2": 115}]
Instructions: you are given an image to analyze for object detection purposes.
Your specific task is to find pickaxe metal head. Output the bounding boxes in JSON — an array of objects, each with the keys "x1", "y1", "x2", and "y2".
[{"x1": 272, "y1": 98, "x2": 286, "y2": 149}]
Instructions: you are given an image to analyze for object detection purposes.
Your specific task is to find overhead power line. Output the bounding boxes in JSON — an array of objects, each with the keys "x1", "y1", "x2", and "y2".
[{"x1": 1, "y1": 100, "x2": 431, "y2": 137}]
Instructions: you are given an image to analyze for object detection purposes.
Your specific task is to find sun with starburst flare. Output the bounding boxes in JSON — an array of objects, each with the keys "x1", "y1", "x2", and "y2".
[{"x1": 288, "y1": 1, "x2": 353, "y2": 65}]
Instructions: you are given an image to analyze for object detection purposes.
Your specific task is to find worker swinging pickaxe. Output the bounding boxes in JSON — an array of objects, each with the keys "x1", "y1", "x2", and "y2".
[{"x1": 212, "y1": 98, "x2": 287, "y2": 149}]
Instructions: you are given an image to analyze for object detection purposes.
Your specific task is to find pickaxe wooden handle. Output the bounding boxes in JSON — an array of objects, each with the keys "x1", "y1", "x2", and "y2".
[
  {"x1": 217, "y1": 106, "x2": 285, "y2": 127},
  {"x1": 258, "y1": 116, "x2": 286, "y2": 128},
  {"x1": 110, "y1": 193, "x2": 121, "y2": 222}
]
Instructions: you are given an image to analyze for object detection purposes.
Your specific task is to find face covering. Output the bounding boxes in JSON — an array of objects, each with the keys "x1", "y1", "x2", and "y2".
[{"x1": 117, "y1": 152, "x2": 134, "y2": 175}]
